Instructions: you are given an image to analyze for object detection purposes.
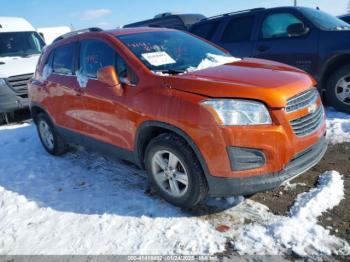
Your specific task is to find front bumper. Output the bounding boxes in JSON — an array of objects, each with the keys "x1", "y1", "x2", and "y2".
[{"x1": 206, "y1": 135, "x2": 328, "y2": 197}]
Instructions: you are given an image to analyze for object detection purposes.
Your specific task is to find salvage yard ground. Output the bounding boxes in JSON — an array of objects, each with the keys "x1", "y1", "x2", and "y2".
[{"x1": 0, "y1": 107, "x2": 349, "y2": 258}]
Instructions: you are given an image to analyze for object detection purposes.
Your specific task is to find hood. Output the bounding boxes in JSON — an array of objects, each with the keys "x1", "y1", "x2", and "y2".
[
  {"x1": 0, "y1": 55, "x2": 39, "y2": 78},
  {"x1": 167, "y1": 58, "x2": 315, "y2": 108}
]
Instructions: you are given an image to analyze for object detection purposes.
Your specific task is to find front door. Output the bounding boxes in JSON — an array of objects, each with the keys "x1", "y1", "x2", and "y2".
[
  {"x1": 75, "y1": 38, "x2": 139, "y2": 150},
  {"x1": 253, "y1": 11, "x2": 319, "y2": 75}
]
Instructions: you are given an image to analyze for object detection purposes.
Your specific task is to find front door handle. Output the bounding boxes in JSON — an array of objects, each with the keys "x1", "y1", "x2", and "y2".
[{"x1": 257, "y1": 45, "x2": 270, "y2": 52}]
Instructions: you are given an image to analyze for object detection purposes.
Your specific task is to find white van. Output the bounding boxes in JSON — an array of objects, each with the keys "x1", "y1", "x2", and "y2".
[
  {"x1": 37, "y1": 26, "x2": 71, "y2": 45},
  {"x1": 0, "y1": 17, "x2": 45, "y2": 122}
]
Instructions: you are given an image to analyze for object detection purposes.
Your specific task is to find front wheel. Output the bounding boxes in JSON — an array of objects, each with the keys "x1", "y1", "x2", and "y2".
[
  {"x1": 326, "y1": 65, "x2": 350, "y2": 113},
  {"x1": 145, "y1": 133, "x2": 208, "y2": 208}
]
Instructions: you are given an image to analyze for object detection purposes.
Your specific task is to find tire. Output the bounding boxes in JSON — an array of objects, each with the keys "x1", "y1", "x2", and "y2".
[
  {"x1": 145, "y1": 133, "x2": 208, "y2": 208},
  {"x1": 326, "y1": 65, "x2": 350, "y2": 113},
  {"x1": 35, "y1": 113, "x2": 67, "y2": 155}
]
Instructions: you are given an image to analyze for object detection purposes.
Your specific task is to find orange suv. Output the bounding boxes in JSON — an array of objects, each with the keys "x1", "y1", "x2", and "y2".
[{"x1": 28, "y1": 27, "x2": 327, "y2": 207}]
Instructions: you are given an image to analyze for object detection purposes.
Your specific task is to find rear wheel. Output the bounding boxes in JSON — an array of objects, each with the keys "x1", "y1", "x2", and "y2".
[
  {"x1": 145, "y1": 133, "x2": 208, "y2": 208},
  {"x1": 326, "y1": 65, "x2": 350, "y2": 113},
  {"x1": 36, "y1": 113, "x2": 67, "y2": 155}
]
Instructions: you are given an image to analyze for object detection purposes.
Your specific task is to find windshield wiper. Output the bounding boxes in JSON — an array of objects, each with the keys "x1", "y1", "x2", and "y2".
[{"x1": 156, "y1": 69, "x2": 186, "y2": 75}]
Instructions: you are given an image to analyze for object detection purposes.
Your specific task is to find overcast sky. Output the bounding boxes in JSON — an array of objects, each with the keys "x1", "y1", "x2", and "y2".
[{"x1": 2, "y1": 0, "x2": 349, "y2": 29}]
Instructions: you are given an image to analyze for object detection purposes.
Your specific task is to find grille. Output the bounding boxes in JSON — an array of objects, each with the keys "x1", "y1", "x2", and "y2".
[
  {"x1": 6, "y1": 73, "x2": 33, "y2": 96},
  {"x1": 290, "y1": 105, "x2": 324, "y2": 137},
  {"x1": 285, "y1": 88, "x2": 318, "y2": 112}
]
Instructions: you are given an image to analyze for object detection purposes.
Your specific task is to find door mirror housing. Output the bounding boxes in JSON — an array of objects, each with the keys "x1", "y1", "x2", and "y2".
[
  {"x1": 287, "y1": 23, "x2": 309, "y2": 37},
  {"x1": 97, "y1": 66, "x2": 123, "y2": 96}
]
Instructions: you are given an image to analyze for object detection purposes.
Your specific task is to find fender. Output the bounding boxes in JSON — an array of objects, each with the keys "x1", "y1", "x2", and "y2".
[{"x1": 134, "y1": 120, "x2": 212, "y2": 180}]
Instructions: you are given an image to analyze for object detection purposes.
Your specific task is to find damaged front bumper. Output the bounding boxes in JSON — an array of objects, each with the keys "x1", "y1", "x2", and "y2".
[{"x1": 206, "y1": 135, "x2": 328, "y2": 197}]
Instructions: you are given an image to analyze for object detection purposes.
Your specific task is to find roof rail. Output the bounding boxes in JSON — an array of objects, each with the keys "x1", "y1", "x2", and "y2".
[
  {"x1": 202, "y1": 8, "x2": 265, "y2": 21},
  {"x1": 53, "y1": 27, "x2": 103, "y2": 43}
]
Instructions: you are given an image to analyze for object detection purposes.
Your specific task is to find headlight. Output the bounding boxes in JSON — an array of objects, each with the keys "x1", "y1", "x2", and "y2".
[
  {"x1": 201, "y1": 99, "x2": 272, "y2": 126},
  {"x1": 0, "y1": 78, "x2": 6, "y2": 86}
]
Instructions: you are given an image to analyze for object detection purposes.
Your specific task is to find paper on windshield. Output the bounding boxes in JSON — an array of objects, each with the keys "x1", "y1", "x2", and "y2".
[{"x1": 141, "y1": 51, "x2": 176, "y2": 67}]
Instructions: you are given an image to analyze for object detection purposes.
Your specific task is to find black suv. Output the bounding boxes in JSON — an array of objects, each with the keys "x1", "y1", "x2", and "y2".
[
  {"x1": 124, "y1": 13, "x2": 206, "y2": 31},
  {"x1": 190, "y1": 7, "x2": 350, "y2": 113}
]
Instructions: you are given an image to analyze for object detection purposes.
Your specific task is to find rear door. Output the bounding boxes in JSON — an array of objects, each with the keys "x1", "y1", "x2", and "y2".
[
  {"x1": 214, "y1": 14, "x2": 257, "y2": 58},
  {"x1": 253, "y1": 10, "x2": 319, "y2": 74},
  {"x1": 44, "y1": 41, "x2": 82, "y2": 131}
]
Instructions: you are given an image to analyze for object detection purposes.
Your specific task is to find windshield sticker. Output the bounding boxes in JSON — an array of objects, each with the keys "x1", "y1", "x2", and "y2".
[{"x1": 141, "y1": 52, "x2": 176, "y2": 67}]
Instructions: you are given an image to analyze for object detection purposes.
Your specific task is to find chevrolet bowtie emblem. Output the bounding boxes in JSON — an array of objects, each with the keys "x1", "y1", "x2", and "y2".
[{"x1": 308, "y1": 103, "x2": 317, "y2": 114}]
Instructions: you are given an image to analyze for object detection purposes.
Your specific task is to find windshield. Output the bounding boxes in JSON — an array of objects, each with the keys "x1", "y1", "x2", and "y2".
[
  {"x1": 117, "y1": 31, "x2": 238, "y2": 74},
  {"x1": 300, "y1": 7, "x2": 350, "y2": 30},
  {"x1": 0, "y1": 31, "x2": 45, "y2": 58}
]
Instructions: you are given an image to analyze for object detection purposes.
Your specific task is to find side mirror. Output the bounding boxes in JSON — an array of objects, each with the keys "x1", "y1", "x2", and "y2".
[
  {"x1": 97, "y1": 66, "x2": 123, "y2": 96},
  {"x1": 287, "y1": 23, "x2": 309, "y2": 37}
]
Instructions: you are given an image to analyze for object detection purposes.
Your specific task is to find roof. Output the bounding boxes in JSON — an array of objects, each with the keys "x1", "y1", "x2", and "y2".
[
  {"x1": 196, "y1": 6, "x2": 309, "y2": 24},
  {"x1": 107, "y1": 27, "x2": 176, "y2": 36},
  {"x1": 51, "y1": 26, "x2": 176, "y2": 44},
  {"x1": 0, "y1": 17, "x2": 35, "y2": 32}
]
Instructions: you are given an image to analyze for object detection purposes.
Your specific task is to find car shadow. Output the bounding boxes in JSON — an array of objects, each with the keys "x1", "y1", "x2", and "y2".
[{"x1": 0, "y1": 123, "x2": 236, "y2": 219}]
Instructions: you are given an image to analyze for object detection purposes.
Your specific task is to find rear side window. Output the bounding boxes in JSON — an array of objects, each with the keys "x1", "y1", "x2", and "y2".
[
  {"x1": 261, "y1": 13, "x2": 303, "y2": 39},
  {"x1": 191, "y1": 21, "x2": 220, "y2": 40},
  {"x1": 221, "y1": 16, "x2": 255, "y2": 43},
  {"x1": 79, "y1": 39, "x2": 138, "y2": 84},
  {"x1": 52, "y1": 44, "x2": 75, "y2": 75}
]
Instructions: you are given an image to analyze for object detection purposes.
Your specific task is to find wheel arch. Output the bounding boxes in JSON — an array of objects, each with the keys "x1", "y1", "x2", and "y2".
[
  {"x1": 320, "y1": 54, "x2": 350, "y2": 92},
  {"x1": 30, "y1": 104, "x2": 49, "y2": 123},
  {"x1": 134, "y1": 120, "x2": 211, "y2": 180}
]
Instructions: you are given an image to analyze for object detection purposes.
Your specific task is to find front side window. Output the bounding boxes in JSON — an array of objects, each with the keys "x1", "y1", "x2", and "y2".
[
  {"x1": 221, "y1": 16, "x2": 255, "y2": 42},
  {"x1": 79, "y1": 39, "x2": 137, "y2": 84},
  {"x1": 261, "y1": 13, "x2": 304, "y2": 39},
  {"x1": 52, "y1": 43, "x2": 75, "y2": 75},
  {"x1": 0, "y1": 31, "x2": 45, "y2": 58}
]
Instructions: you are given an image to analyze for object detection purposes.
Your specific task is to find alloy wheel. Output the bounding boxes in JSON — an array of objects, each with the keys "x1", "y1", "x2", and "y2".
[
  {"x1": 151, "y1": 150, "x2": 189, "y2": 198},
  {"x1": 335, "y1": 75, "x2": 350, "y2": 105}
]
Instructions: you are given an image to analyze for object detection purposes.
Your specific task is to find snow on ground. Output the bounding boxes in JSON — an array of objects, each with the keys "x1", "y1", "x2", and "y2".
[
  {"x1": 233, "y1": 171, "x2": 350, "y2": 256},
  {"x1": 0, "y1": 124, "x2": 226, "y2": 255},
  {"x1": 326, "y1": 107, "x2": 350, "y2": 144},
  {"x1": 0, "y1": 107, "x2": 349, "y2": 255}
]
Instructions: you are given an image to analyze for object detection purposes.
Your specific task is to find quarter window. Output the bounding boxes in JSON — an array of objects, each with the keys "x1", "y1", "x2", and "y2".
[
  {"x1": 261, "y1": 13, "x2": 304, "y2": 39},
  {"x1": 221, "y1": 16, "x2": 255, "y2": 43},
  {"x1": 52, "y1": 44, "x2": 75, "y2": 74}
]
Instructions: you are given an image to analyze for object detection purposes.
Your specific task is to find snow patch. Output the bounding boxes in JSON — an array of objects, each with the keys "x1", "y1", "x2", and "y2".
[
  {"x1": 233, "y1": 171, "x2": 350, "y2": 256},
  {"x1": 326, "y1": 107, "x2": 350, "y2": 144},
  {"x1": 41, "y1": 64, "x2": 52, "y2": 81},
  {"x1": 76, "y1": 70, "x2": 89, "y2": 88},
  {"x1": 187, "y1": 53, "x2": 240, "y2": 72}
]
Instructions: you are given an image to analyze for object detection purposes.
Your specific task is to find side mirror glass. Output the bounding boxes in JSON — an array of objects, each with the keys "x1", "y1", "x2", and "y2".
[
  {"x1": 287, "y1": 23, "x2": 309, "y2": 37},
  {"x1": 97, "y1": 66, "x2": 123, "y2": 96}
]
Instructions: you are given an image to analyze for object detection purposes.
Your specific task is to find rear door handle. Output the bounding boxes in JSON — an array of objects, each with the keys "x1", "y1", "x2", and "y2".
[{"x1": 257, "y1": 45, "x2": 270, "y2": 52}]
